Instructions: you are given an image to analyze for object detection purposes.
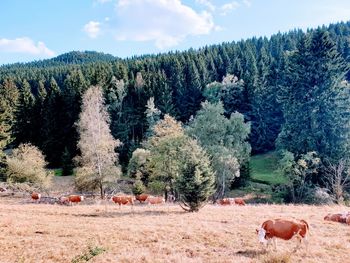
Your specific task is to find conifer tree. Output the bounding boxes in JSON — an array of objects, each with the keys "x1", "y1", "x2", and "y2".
[
  {"x1": 277, "y1": 30, "x2": 350, "y2": 162},
  {"x1": 176, "y1": 139, "x2": 215, "y2": 212}
]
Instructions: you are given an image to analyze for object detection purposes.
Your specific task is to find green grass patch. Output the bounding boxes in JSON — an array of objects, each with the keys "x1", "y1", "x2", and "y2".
[
  {"x1": 250, "y1": 151, "x2": 287, "y2": 185},
  {"x1": 71, "y1": 245, "x2": 106, "y2": 263},
  {"x1": 53, "y1": 168, "x2": 63, "y2": 177}
]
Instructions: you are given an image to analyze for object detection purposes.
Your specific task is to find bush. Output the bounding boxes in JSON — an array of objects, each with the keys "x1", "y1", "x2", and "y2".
[
  {"x1": 132, "y1": 179, "x2": 145, "y2": 195},
  {"x1": 311, "y1": 187, "x2": 334, "y2": 205},
  {"x1": 148, "y1": 180, "x2": 165, "y2": 195},
  {"x1": 6, "y1": 143, "x2": 52, "y2": 189}
]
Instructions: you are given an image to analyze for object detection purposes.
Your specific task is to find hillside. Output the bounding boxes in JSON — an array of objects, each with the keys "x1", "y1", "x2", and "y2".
[{"x1": 1, "y1": 21, "x2": 349, "y2": 169}]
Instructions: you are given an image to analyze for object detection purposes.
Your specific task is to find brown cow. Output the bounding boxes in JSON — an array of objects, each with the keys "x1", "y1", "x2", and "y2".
[
  {"x1": 31, "y1": 192, "x2": 41, "y2": 202},
  {"x1": 67, "y1": 195, "x2": 84, "y2": 205},
  {"x1": 233, "y1": 198, "x2": 246, "y2": 206},
  {"x1": 324, "y1": 212, "x2": 350, "y2": 224},
  {"x1": 112, "y1": 195, "x2": 134, "y2": 208},
  {"x1": 218, "y1": 197, "x2": 246, "y2": 206},
  {"x1": 146, "y1": 195, "x2": 165, "y2": 205},
  {"x1": 256, "y1": 218, "x2": 309, "y2": 251},
  {"x1": 135, "y1": 193, "x2": 149, "y2": 203},
  {"x1": 218, "y1": 198, "x2": 234, "y2": 205}
]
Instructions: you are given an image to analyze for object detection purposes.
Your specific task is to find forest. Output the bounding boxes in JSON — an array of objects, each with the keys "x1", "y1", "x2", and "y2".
[{"x1": 1, "y1": 21, "x2": 350, "y2": 204}]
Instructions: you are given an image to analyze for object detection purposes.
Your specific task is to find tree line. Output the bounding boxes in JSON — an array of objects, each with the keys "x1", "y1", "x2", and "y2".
[{"x1": 1, "y1": 21, "x2": 350, "y2": 204}]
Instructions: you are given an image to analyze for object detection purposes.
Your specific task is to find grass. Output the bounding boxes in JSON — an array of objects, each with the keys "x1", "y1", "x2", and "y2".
[
  {"x1": 71, "y1": 244, "x2": 106, "y2": 263},
  {"x1": 250, "y1": 151, "x2": 287, "y2": 185},
  {"x1": 0, "y1": 197, "x2": 349, "y2": 262},
  {"x1": 54, "y1": 168, "x2": 63, "y2": 177}
]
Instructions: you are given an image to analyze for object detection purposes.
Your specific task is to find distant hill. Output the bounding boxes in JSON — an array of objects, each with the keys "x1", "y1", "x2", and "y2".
[
  {"x1": 0, "y1": 51, "x2": 117, "y2": 69},
  {"x1": 51, "y1": 51, "x2": 117, "y2": 64}
]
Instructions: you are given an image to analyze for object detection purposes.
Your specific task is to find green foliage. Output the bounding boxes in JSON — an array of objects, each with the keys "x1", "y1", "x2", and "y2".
[
  {"x1": 187, "y1": 101, "x2": 251, "y2": 198},
  {"x1": 127, "y1": 148, "x2": 150, "y2": 184},
  {"x1": 277, "y1": 29, "x2": 350, "y2": 162},
  {"x1": 0, "y1": 22, "x2": 349, "y2": 170},
  {"x1": 148, "y1": 180, "x2": 166, "y2": 195},
  {"x1": 132, "y1": 179, "x2": 145, "y2": 195},
  {"x1": 6, "y1": 143, "x2": 53, "y2": 189},
  {"x1": 277, "y1": 151, "x2": 321, "y2": 203},
  {"x1": 61, "y1": 147, "x2": 74, "y2": 176},
  {"x1": 145, "y1": 97, "x2": 161, "y2": 138},
  {"x1": 0, "y1": 78, "x2": 19, "y2": 150},
  {"x1": 176, "y1": 141, "x2": 215, "y2": 212},
  {"x1": 71, "y1": 244, "x2": 106, "y2": 263}
]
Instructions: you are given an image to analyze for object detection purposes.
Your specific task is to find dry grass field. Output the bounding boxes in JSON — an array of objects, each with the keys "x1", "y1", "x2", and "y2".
[{"x1": 0, "y1": 197, "x2": 349, "y2": 263}]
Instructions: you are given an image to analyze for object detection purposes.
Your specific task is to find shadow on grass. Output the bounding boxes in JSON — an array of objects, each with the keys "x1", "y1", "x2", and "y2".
[
  {"x1": 76, "y1": 209, "x2": 185, "y2": 218},
  {"x1": 235, "y1": 249, "x2": 267, "y2": 258}
]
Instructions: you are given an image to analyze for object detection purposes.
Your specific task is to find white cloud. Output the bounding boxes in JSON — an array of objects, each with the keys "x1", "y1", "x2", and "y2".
[
  {"x1": 242, "y1": 0, "x2": 251, "y2": 7},
  {"x1": 83, "y1": 21, "x2": 101, "y2": 38},
  {"x1": 105, "y1": 17, "x2": 110, "y2": 21},
  {"x1": 195, "y1": 0, "x2": 216, "y2": 12},
  {"x1": 0, "y1": 37, "x2": 55, "y2": 57},
  {"x1": 220, "y1": 1, "x2": 240, "y2": 16},
  {"x1": 114, "y1": 0, "x2": 216, "y2": 49}
]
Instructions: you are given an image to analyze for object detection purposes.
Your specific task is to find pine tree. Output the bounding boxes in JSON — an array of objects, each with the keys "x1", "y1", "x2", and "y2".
[
  {"x1": 0, "y1": 79, "x2": 19, "y2": 179},
  {"x1": 0, "y1": 79, "x2": 19, "y2": 150},
  {"x1": 277, "y1": 30, "x2": 350, "y2": 162},
  {"x1": 144, "y1": 97, "x2": 161, "y2": 138},
  {"x1": 14, "y1": 79, "x2": 35, "y2": 144},
  {"x1": 176, "y1": 139, "x2": 215, "y2": 212}
]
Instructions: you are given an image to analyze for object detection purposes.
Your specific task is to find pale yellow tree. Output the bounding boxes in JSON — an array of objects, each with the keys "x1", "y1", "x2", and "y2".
[{"x1": 75, "y1": 86, "x2": 121, "y2": 198}]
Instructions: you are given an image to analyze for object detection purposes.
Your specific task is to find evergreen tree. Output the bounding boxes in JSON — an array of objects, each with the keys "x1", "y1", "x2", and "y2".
[
  {"x1": 14, "y1": 79, "x2": 35, "y2": 144},
  {"x1": 176, "y1": 139, "x2": 215, "y2": 212},
  {"x1": 0, "y1": 79, "x2": 19, "y2": 179},
  {"x1": 277, "y1": 30, "x2": 350, "y2": 162}
]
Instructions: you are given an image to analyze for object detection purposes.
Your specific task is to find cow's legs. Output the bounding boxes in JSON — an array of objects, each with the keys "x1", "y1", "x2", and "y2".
[
  {"x1": 303, "y1": 235, "x2": 309, "y2": 251},
  {"x1": 272, "y1": 238, "x2": 277, "y2": 251},
  {"x1": 293, "y1": 236, "x2": 302, "y2": 252}
]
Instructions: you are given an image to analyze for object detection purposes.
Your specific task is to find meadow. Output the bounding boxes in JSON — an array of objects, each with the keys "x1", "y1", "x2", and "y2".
[{"x1": 0, "y1": 196, "x2": 349, "y2": 263}]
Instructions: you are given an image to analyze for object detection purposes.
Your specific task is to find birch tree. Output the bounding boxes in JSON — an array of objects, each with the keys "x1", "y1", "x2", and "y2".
[{"x1": 75, "y1": 86, "x2": 121, "y2": 198}]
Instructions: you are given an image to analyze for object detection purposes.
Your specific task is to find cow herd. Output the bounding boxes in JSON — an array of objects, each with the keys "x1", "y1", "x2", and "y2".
[
  {"x1": 30, "y1": 192, "x2": 165, "y2": 207},
  {"x1": 26, "y1": 191, "x2": 350, "y2": 252}
]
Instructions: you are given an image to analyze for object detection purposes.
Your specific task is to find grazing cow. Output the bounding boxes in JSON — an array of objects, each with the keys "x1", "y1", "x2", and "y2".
[
  {"x1": 256, "y1": 218, "x2": 309, "y2": 251},
  {"x1": 233, "y1": 197, "x2": 246, "y2": 206},
  {"x1": 111, "y1": 195, "x2": 134, "y2": 208},
  {"x1": 324, "y1": 212, "x2": 350, "y2": 224},
  {"x1": 218, "y1": 198, "x2": 235, "y2": 205},
  {"x1": 135, "y1": 194, "x2": 149, "y2": 203},
  {"x1": 218, "y1": 197, "x2": 246, "y2": 206},
  {"x1": 67, "y1": 195, "x2": 84, "y2": 205},
  {"x1": 31, "y1": 192, "x2": 41, "y2": 202},
  {"x1": 146, "y1": 195, "x2": 165, "y2": 205},
  {"x1": 58, "y1": 196, "x2": 70, "y2": 205}
]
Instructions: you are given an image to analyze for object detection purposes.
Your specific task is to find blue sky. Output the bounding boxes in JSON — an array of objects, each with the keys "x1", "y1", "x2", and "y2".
[{"x1": 0, "y1": 0, "x2": 350, "y2": 65}]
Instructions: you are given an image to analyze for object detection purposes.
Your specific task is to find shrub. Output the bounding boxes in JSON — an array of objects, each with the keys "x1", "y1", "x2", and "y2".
[
  {"x1": 6, "y1": 143, "x2": 52, "y2": 189},
  {"x1": 132, "y1": 178, "x2": 145, "y2": 195},
  {"x1": 148, "y1": 180, "x2": 165, "y2": 195}
]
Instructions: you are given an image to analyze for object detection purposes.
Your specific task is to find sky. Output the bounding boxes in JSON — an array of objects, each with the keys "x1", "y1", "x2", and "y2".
[{"x1": 0, "y1": 0, "x2": 350, "y2": 65}]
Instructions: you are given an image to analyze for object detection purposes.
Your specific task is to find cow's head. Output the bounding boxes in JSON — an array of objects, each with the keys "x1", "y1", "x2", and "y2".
[
  {"x1": 256, "y1": 227, "x2": 268, "y2": 244},
  {"x1": 80, "y1": 196, "x2": 85, "y2": 201}
]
